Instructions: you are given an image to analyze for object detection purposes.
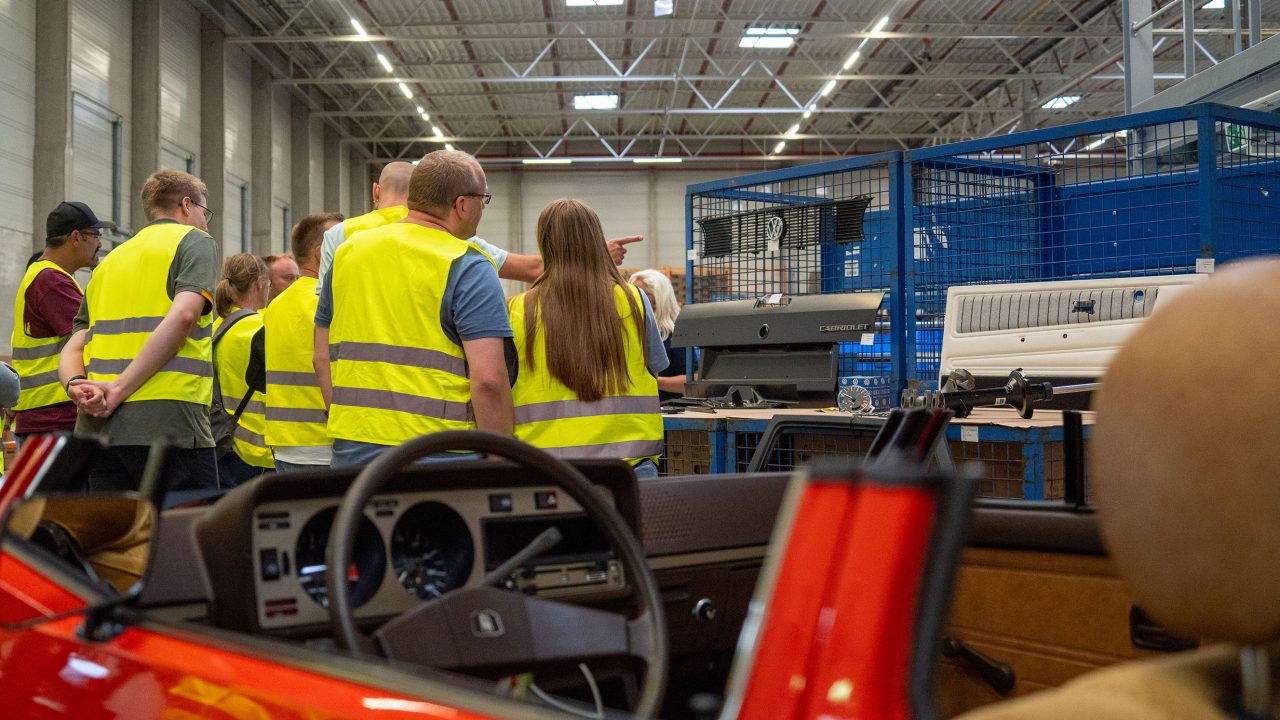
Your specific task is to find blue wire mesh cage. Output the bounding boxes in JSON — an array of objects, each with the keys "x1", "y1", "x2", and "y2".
[
  {"x1": 906, "y1": 104, "x2": 1280, "y2": 384},
  {"x1": 685, "y1": 152, "x2": 904, "y2": 384},
  {"x1": 686, "y1": 104, "x2": 1280, "y2": 400}
]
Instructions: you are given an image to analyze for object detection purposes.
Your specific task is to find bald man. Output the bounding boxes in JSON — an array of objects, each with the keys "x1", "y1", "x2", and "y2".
[{"x1": 316, "y1": 161, "x2": 642, "y2": 296}]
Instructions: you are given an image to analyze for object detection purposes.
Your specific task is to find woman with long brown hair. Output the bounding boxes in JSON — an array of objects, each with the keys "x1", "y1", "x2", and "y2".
[
  {"x1": 507, "y1": 199, "x2": 666, "y2": 477},
  {"x1": 212, "y1": 253, "x2": 272, "y2": 486}
]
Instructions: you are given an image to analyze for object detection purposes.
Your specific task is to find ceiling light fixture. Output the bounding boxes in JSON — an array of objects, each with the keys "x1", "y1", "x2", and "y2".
[
  {"x1": 397, "y1": 82, "x2": 413, "y2": 99},
  {"x1": 573, "y1": 93, "x2": 620, "y2": 110},
  {"x1": 786, "y1": 124, "x2": 800, "y2": 137},
  {"x1": 415, "y1": 105, "x2": 425, "y2": 114},
  {"x1": 871, "y1": 16, "x2": 890, "y2": 34},
  {"x1": 566, "y1": 0, "x2": 624, "y2": 5},
  {"x1": 633, "y1": 157, "x2": 683, "y2": 163},
  {"x1": 377, "y1": 53, "x2": 393, "y2": 73},
  {"x1": 740, "y1": 27, "x2": 799, "y2": 49},
  {"x1": 802, "y1": 108, "x2": 812, "y2": 119},
  {"x1": 420, "y1": 112, "x2": 430, "y2": 122},
  {"x1": 432, "y1": 126, "x2": 444, "y2": 138},
  {"x1": 820, "y1": 79, "x2": 837, "y2": 96},
  {"x1": 1041, "y1": 95, "x2": 1081, "y2": 109},
  {"x1": 445, "y1": 144, "x2": 455, "y2": 151},
  {"x1": 772, "y1": 141, "x2": 786, "y2": 155},
  {"x1": 842, "y1": 50, "x2": 861, "y2": 70},
  {"x1": 350, "y1": 18, "x2": 368, "y2": 37},
  {"x1": 524, "y1": 158, "x2": 573, "y2": 164},
  {"x1": 1083, "y1": 135, "x2": 1112, "y2": 151}
]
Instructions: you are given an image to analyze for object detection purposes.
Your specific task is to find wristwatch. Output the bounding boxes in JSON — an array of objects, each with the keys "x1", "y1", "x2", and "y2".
[{"x1": 64, "y1": 374, "x2": 87, "y2": 395}]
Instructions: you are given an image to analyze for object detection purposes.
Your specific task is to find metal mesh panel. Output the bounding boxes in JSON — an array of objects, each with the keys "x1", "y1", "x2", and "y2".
[
  {"x1": 909, "y1": 108, "x2": 1280, "y2": 384},
  {"x1": 659, "y1": 429, "x2": 712, "y2": 476},
  {"x1": 749, "y1": 430, "x2": 874, "y2": 474},
  {"x1": 732, "y1": 431, "x2": 763, "y2": 473},
  {"x1": 688, "y1": 155, "x2": 899, "y2": 384}
]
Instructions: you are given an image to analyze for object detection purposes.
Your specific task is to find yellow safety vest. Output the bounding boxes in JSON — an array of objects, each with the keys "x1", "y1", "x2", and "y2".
[
  {"x1": 327, "y1": 224, "x2": 493, "y2": 446},
  {"x1": 83, "y1": 223, "x2": 214, "y2": 405},
  {"x1": 213, "y1": 309, "x2": 273, "y2": 468},
  {"x1": 11, "y1": 260, "x2": 81, "y2": 412},
  {"x1": 262, "y1": 276, "x2": 328, "y2": 448},
  {"x1": 508, "y1": 283, "x2": 663, "y2": 465},
  {"x1": 343, "y1": 205, "x2": 407, "y2": 239}
]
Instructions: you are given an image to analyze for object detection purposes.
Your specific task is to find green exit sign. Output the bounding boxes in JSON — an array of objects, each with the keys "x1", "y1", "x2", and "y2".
[{"x1": 1225, "y1": 123, "x2": 1250, "y2": 152}]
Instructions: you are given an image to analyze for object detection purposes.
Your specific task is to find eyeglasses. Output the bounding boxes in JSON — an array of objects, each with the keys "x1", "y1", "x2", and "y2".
[
  {"x1": 461, "y1": 192, "x2": 493, "y2": 206},
  {"x1": 78, "y1": 230, "x2": 101, "y2": 240},
  {"x1": 189, "y1": 199, "x2": 214, "y2": 221}
]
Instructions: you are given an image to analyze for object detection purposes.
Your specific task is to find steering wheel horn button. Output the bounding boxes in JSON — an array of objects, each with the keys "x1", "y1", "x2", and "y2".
[{"x1": 471, "y1": 608, "x2": 506, "y2": 638}]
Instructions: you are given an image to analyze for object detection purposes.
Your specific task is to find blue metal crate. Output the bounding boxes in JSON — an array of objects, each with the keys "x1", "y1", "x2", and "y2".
[
  {"x1": 947, "y1": 420, "x2": 1093, "y2": 501},
  {"x1": 659, "y1": 415, "x2": 726, "y2": 476}
]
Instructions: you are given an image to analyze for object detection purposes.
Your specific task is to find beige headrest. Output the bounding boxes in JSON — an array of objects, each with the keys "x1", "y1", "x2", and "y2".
[{"x1": 1091, "y1": 260, "x2": 1280, "y2": 644}]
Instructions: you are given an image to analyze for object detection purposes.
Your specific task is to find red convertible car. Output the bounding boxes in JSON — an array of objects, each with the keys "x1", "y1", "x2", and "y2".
[{"x1": 0, "y1": 415, "x2": 964, "y2": 720}]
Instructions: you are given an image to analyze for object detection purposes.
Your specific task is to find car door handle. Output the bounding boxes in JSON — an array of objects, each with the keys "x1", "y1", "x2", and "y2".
[{"x1": 941, "y1": 636, "x2": 1016, "y2": 695}]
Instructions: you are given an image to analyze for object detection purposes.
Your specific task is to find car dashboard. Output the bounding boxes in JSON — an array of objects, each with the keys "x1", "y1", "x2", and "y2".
[{"x1": 164, "y1": 459, "x2": 641, "y2": 638}]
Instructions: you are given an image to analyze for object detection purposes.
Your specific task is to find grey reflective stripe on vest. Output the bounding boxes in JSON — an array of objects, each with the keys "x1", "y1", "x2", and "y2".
[
  {"x1": 12, "y1": 342, "x2": 65, "y2": 361},
  {"x1": 88, "y1": 317, "x2": 212, "y2": 340},
  {"x1": 330, "y1": 341, "x2": 467, "y2": 378},
  {"x1": 266, "y1": 370, "x2": 320, "y2": 387},
  {"x1": 88, "y1": 356, "x2": 213, "y2": 377},
  {"x1": 19, "y1": 369, "x2": 61, "y2": 391},
  {"x1": 233, "y1": 424, "x2": 267, "y2": 448},
  {"x1": 223, "y1": 396, "x2": 266, "y2": 415},
  {"x1": 514, "y1": 395, "x2": 660, "y2": 425},
  {"x1": 540, "y1": 438, "x2": 664, "y2": 460},
  {"x1": 265, "y1": 406, "x2": 329, "y2": 424},
  {"x1": 332, "y1": 386, "x2": 474, "y2": 423}
]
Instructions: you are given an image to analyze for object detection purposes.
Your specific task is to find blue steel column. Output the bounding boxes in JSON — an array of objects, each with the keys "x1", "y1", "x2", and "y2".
[
  {"x1": 890, "y1": 153, "x2": 915, "y2": 397},
  {"x1": 1197, "y1": 108, "x2": 1219, "y2": 264},
  {"x1": 684, "y1": 185, "x2": 696, "y2": 376}
]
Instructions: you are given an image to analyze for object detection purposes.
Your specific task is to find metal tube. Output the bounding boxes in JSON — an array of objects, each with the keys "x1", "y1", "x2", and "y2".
[
  {"x1": 1248, "y1": 0, "x2": 1261, "y2": 46},
  {"x1": 1232, "y1": 0, "x2": 1243, "y2": 54},
  {"x1": 1131, "y1": 0, "x2": 1180, "y2": 32},
  {"x1": 1184, "y1": 0, "x2": 1196, "y2": 78},
  {"x1": 1051, "y1": 383, "x2": 1100, "y2": 395}
]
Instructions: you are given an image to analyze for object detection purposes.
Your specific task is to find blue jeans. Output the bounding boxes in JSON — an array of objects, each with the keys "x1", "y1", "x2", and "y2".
[
  {"x1": 632, "y1": 459, "x2": 659, "y2": 479},
  {"x1": 331, "y1": 439, "x2": 481, "y2": 468}
]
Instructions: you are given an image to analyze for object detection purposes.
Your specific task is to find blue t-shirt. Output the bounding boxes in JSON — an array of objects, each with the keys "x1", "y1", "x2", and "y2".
[{"x1": 315, "y1": 246, "x2": 511, "y2": 345}]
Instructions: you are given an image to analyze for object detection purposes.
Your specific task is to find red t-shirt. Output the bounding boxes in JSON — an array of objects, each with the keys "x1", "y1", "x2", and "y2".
[{"x1": 14, "y1": 267, "x2": 81, "y2": 434}]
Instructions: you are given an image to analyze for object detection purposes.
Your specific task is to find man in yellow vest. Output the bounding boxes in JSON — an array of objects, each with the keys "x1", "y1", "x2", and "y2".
[
  {"x1": 315, "y1": 150, "x2": 513, "y2": 466},
  {"x1": 59, "y1": 170, "x2": 220, "y2": 491},
  {"x1": 262, "y1": 212, "x2": 342, "y2": 472},
  {"x1": 316, "y1": 162, "x2": 643, "y2": 297},
  {"x1": 9, "y1": 202, "x2": 110, "y2": 443}
]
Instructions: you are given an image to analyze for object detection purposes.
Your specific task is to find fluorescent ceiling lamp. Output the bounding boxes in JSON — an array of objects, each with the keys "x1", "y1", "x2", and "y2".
[
  {"x1": 1115, "y1": 128, "x2": 1129, "y2": 138},
  {"x1": 415, "y1": 105, "x2": 425, "y2": 114},
  {"x1": 566, "y1": 0, "x2": 624, "y2": 5},
  {"x1": 842, "y1": 50, "x2": 861, "y2": 70},
  {"x1": 772, "y1": 141, "x2": 786, "y2": 155},
  {"x1": 397, "y1": 82, "x2": 413, "y2": 99},
  {"x1": 871, "y1": 16, "x2": 890, "y2": 34},
  {"x1": 573, "y1": 93, "x2": 619, "y2": 110},
  {"x1": 1083, "y1": 134, "x2": 1112, "y2": 151},
  {"x1": 802, "y1": 108, "x2": 812, "y2": 119},
  {"x1": 445, "y1": 144, "x2": 455, "y2": 151},
  {"x1": 524, "y1": 158, "x2": 573, "y2": 164},
  {"x1": 377, "y1": 53, "x2": 393, "y2": 73},
  {"x1": 786, "y1": 123, "x2": 800, "y2": 136},
  {"x1": 1203, "y1": 0, "x2": 1225, "y2": 8},
  {"x1": 432, "y1": 126, "x2": 444, "y2": 138},
  {"x1": 1042, "y1": 95, "x2": 1081, "y2": 109},
  {"x1": 633, "y1": 157, "x2": 682, "y2": 163},
  {"x1": 654, "y1": 0, "x2": 674, "y2": 16},
  {"x1": 420, "y1": 112, "x2": 430, "y2": 122},
  {"x1": 740, "y1": 26, "x2": 799, "y2": 49},
  {"x1": 820, "y1": 79, "x2": 837, "y2": 96},
  {"x1": 350, "y1": 18, "x2": 368, "y2": 36}
]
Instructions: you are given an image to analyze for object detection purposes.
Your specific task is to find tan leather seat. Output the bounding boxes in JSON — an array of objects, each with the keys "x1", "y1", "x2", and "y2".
[
  {"x1": 8, "y1": 495, "x2": 154, "y2": 594},
  {"x1": 957, "y1": 259, "x2": 1280, "y2": 720}
]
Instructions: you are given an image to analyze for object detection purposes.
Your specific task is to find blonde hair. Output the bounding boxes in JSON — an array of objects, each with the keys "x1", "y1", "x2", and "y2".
[
  {"x1": 140, "y1": 170, "x2": 208, "y2": 221},
  {"x1": 519, "y1": 199, "x2": 646, "y2": 402},
  {"x1": 215, "y1": 253, "x2": 270, "y2": 318},
  {"x1": 628, "y1": 269, "x2": 680, "y2": 340}
]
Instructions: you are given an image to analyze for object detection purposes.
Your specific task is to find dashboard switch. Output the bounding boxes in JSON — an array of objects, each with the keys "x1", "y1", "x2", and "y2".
[
  {"x1": 534, "y1": 491, "x2": 558, "y2": 510},
  {"x1": 488, "y1": 493, "x2": 513, "y2": 513},
  {"x1": 260, "y1": 549, "x2": 281, "y2": 581}
]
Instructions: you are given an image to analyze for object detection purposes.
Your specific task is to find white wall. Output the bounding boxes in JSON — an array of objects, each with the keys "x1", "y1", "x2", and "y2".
[
  {"x1": 159, "y1": 0, "x2": 200, "y2": 172},
  {"x1": 0, "y1": 0, "x2": 36, "y2": 353},
  {"x1": 270, "y1": 86, "x2": 291, "y2": 251},
  {"x1": 70, "y1": 0, "x2": 131, "y2": 230},
  {"x1": 223, "y1": 45, "x2": 251, "y2": 257}
]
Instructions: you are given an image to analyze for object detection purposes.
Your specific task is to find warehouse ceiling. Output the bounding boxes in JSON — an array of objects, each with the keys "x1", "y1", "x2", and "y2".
[{"x1": 216, "y1": 0, "x2": 1277, "y2": 165}]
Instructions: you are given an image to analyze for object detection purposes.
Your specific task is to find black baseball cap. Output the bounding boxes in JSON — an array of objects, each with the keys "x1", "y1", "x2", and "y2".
[{"x1": 46, "y1": 201, "x2": 114, "y2": 240}]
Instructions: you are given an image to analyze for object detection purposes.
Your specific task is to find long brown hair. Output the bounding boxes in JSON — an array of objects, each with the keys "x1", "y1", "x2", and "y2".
[
  {"x1": 522, "y1": 199, "x2": 646, "y2": 402},
  {"x1": 215, "y1": 253, "x2": 269, "y2": 318}
]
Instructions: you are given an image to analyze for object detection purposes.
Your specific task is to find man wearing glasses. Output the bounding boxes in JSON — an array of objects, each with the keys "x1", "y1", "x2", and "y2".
[
  {"x1": 59, "y1": 170, "x2": 221, "y2": 491},
  {"x1": 314, "y1": 150, "x2": 514, "y2": 466},
  {"x1": 8, "y1": 202, "x2": 111, "y2": 444}
]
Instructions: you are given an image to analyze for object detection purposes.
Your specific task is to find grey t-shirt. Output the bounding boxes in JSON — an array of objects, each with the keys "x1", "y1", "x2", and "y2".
[{"x1": 73, "y1": 221, "x2": 220, "y2": 448}]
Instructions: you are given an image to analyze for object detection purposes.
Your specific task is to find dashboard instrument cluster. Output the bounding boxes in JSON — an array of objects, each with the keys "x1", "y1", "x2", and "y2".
[{"x1": 250, "y1": 485, "x2": 623, "y2": 630}]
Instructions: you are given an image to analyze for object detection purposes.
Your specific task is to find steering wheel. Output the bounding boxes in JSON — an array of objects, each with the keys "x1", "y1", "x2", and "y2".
[{"x1": 326, "y1": 431, "x2": 668, "y2": 718}]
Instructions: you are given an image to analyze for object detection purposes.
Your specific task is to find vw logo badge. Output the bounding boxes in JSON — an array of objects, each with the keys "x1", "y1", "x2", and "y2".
[
  {"x1": 764, "y1": 215, "x2": 786, "y2": 243},
  {"x1": 471, "y1": 608, "x2": 505, "y2": 638}
]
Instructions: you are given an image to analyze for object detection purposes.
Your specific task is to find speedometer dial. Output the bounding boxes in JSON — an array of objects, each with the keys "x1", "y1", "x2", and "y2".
[
  {"x1": 295, "y1": 507, "x2": 386, "y2": 608},
  {"x1": 390, "y1": 502, "x2": 473, "y2": 599}
]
